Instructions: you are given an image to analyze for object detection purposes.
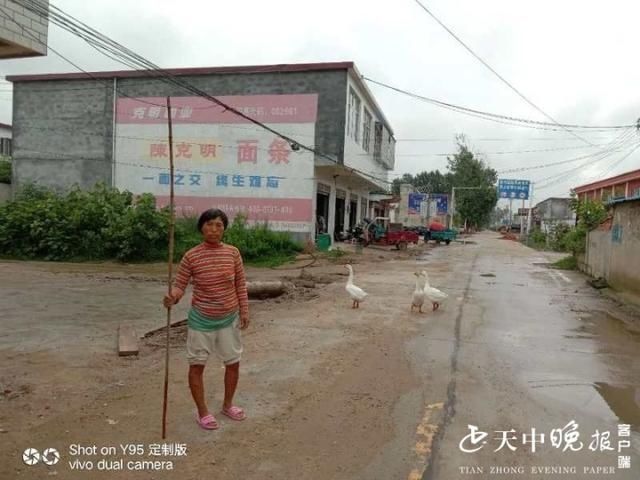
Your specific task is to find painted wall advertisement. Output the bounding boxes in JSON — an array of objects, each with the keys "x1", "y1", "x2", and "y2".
[
  {"x1": 408, "y1": 193, "x2": 449, "y2": 216},
  {"x1": 115, "y1": 94, "x2": 318, "y2": 232}
]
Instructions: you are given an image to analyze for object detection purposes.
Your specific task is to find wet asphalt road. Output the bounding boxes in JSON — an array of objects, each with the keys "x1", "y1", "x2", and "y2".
[{"x1": 402, "y1": 232, "x2": 639, "y2": 480}]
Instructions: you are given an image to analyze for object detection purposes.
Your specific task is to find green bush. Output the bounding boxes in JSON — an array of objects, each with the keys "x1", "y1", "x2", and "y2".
[
  {"x1": 0, "y1": 160, "x2": 10, "y2": 184},
  {"x1": 548, "y1": 223, "x2": 572, "y2": 252},
  {"x1": 222, "y1": 214, "x2": 302, "y2": 265},
  {"x1": 0, "y1": 184, "x2": 169, "y2": 261},
  {"x1": 552, "y1": 255, "x2": 577, "y2": 270},
  {"x1": 529, "y1": 229, "x2": 546, "y2": 248},
  {"x1": 562, "y1": 226, "x2": 588, "y2": 255},
  {"x1": 0, "y1": 185, "x2": 302, "y2": 264}
]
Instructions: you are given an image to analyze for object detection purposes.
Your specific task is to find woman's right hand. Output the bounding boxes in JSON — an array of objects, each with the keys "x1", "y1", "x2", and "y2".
[
  {"x1": 163, "y1": 290, "x2": 181, "y2": 308},
  {"x1": 163, "y1": 294, "x2": 175, "y2": 308}
]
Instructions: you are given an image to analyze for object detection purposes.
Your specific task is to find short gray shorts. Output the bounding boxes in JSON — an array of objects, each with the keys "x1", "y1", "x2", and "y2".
[{"x1": 186, "y1": 318, "x2": 243, "y2": 365}]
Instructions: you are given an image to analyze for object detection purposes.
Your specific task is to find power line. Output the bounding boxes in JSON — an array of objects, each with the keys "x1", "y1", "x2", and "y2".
[
  {"x1": 14, "y1": 121, "x2": 319, "y2": 144},
  {"x1": 396, "y1": 136, "x2": 616, "y2": 142},
  {"x1": 364, "y1": 76, "x2": 632, "y2": 132},
  {"x1": 598, "y1": 144, "x2": 640, "y2": 179},
  {"x1": 16, "y1": 147, "x2": 323, "y2": 182},
  {"x1": 393, "y1": 143, "x2": 608, "y2": 158},
  {"x1": 535, "y1": 134, "x2": 640, "y2": 190},
  {"x1": 497, "y1": 128, "x2": 637, "y2": 174},
  {"x1": 411, "y1": 0, "x2": 597, "y2": 146}
]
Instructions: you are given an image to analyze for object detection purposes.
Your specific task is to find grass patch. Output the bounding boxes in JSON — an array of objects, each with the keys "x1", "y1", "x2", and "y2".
[
  {"x1": 551, "y1": 255, "x2": 577, "y2": 270},
  {"x1": 245, "y1": 253, "x2": 297, "y2": 268},
  {"x1": 324, "y1": 247, "x2": 349, "y2": 263},
  {"x1": 172, "y1": 215, "x2": 302, "y2": 267}
]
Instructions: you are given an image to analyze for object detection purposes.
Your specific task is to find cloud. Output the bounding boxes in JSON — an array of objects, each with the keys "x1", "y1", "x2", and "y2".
[{"x1": 1, "y1": 0, "x2": 638, "y2": 199}]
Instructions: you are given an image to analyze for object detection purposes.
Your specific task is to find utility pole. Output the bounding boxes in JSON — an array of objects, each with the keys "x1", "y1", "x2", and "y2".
[
  {"x1": 449, "y1": 187, "x2": 455, "y2": 229},
  {"x1": 526, "y1": 182, "x2": 534, "y2": 243},
  {"x1": 509, "y1": 198, "x2": 513, "y2": 230}
]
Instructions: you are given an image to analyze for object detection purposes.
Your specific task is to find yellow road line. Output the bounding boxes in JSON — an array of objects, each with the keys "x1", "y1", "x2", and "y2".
[{"x1": 407, "y1": 401, "x2": 444, "y2": 480}]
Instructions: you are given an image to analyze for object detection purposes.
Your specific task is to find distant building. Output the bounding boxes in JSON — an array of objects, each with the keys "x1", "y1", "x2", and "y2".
[
  {"x1": 533, "y1": 197, "x2": 575, "y2": 233},
  {"x1": 0, "y1": 0, "x2": 49, "y2": 58},
  {"x1": 573, "y1": 168, "x2": 640, "y2": 203}
]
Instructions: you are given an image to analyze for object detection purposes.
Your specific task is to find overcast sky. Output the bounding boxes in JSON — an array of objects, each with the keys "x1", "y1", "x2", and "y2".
[{"x1": 1, "y1": 0, "x2": 639, "y2": 202}]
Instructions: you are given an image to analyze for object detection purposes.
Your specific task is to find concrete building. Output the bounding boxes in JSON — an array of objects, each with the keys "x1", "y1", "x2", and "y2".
[
  {"x1": 573, "y1": 168, "x2": 640, "y2": 203},
  {"x1": 0, "y1": 0, "x2": 49, "y2": 58},
  {"x1": 581, "y1": 197, "x2": 640, "y2": 298},
  {"x1": 0, "y1": 122, "x2": 11, "y2": 157},
  {"x1": 533, "y1": 197, "x2": 576, "y2": 233},
  {"x1": 7, "y1": 62, "x2": 395, "y2": 242}
]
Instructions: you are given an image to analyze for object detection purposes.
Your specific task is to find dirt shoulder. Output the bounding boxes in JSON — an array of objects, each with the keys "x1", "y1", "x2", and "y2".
[{"x1": 0, "y1": 242, "x2": 431, "y2": 479}]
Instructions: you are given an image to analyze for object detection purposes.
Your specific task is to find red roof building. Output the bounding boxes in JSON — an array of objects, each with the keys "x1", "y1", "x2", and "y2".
[{"x1": 573, "y1": 168, "x2": 640, "y2": 203}]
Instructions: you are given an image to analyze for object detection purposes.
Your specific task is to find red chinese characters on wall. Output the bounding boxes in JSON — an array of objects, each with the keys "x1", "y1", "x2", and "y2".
[
  {"x1": 149, "y1": 142, "x2": 219, "y2": 160},
  {"x1": 268, "y1": 139, "x2": 291, "y2": 165},
  {"x1": 237, "y1": 140, "x2": 258, "y2": 164},
  {"x1": 150, "y1": 143, "x2": 168, "y2": 158}
]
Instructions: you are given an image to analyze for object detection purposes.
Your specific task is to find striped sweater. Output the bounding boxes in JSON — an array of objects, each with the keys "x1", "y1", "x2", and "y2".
[{"x1": 173, "y1": 242, "x2": 249, "y2": 321}]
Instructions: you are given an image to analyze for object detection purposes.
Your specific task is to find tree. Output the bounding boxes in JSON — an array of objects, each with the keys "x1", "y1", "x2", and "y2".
[
  {"x1": 562, "y1": 198, "x2": 608, "y2": 255},
  {"x1": 413, "y1": 170, "x2": 450, "y2": 194},
  {"x1": 391, "y1": 135, "x2": 497, "y2": 228},
  {"x1": 391, "y1": 173, "x2": 414, "y2": 196},
  {"x1": 447, "y1": 138, "x2": 498, "y2": 228}
]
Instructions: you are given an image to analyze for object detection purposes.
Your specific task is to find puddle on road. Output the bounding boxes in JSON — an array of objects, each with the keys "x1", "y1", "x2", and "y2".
[
  {"x1": 567, "y1": 311, "x2": 640, "y2": 342},
  {"x1": 544, "y1": 310, "x2": 640, "y2": 432},
  {"x1": 594, "y1": 382, "x2": 640, "y2": 432},
  {"x1": 530, "y1": 380, "x2": 640, "y2": 433}
]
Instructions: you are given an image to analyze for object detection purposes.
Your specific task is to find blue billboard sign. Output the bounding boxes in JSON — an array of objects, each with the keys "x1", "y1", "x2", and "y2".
[
  {"x1": 408, "y1": 193, "x2": 449, "y2": 215},
  {"x1": 408, "y1": 193, "x2": 423, "y2": 214},
  {"x1": 498, "y1": 179, "x2": 530, "y2": 200}
]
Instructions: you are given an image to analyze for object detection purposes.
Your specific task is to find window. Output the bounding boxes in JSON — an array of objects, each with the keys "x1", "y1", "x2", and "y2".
[
  {"x1": 373, "y1": 121, "x2": 383, "y2": 161},
  {"x1": 362, "y1": 109, "x2": 372, "y2": 152},
  {"x1": 347, "y1": 88, "x2": 361, "y2": 142}
]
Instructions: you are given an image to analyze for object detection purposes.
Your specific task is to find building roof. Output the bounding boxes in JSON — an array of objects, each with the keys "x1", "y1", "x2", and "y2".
[
  {"x1": 6, "y1": 61, "x2": 395, "y2": 136},
  {"x1": 5, "y1": 61, "x2": 356, "y2": 82},
  {"x1": 573, "y1": 168, "x2": 640, "y2": 193},
  {"x1": 608, "y1": 195, "x2": 640, "y2": 206},
  {"x1": 535, "y1": 197, "x2": 572, "y2": 205},
  {"x1": 0, "y1": 122, "x2": 11, "y2": 130}
]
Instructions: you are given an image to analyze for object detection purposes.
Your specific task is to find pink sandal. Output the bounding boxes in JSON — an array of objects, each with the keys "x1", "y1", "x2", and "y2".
[
  {"x1": 195, "y1": 413, "x2": 219, "y2": 430},
  {"x1": 221, "y1": 406, "x2": 246, "y2": 421}
]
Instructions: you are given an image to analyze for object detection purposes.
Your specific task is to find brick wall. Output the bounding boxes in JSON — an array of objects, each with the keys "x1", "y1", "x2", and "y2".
[
  {"x1": 0, "y1": 0, "x2": 49, "y2": 57},
  {"x1": 12, "y1": 69, "x2": 350, "y2": 191}
]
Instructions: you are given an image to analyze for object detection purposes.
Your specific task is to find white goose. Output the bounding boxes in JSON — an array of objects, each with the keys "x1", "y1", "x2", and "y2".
[
  {"x1": 411, "y1": 272, "x2": 427, "y2": 313},
  {"x1": 420, "y1": 270, "x2": 448, "y2": 311},
  {"x1": 345, "y1": 264, "x2": 367, "y2": 309}
]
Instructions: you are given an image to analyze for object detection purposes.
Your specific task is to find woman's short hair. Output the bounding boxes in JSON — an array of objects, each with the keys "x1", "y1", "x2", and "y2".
[{"x1": 197, "y1": 208, "x2": 229, "y2": 232}]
